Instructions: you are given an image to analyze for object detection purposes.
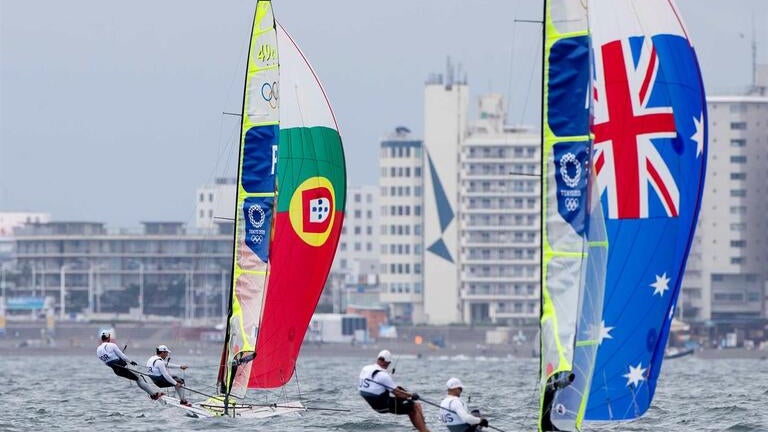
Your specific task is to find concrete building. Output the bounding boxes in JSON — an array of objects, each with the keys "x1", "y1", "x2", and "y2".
[
  {"x1": 0, "y1": 212, "x2": 50, "y2": 264},
  {"x1": 12, "y1": 221, "x2": 231, "y2": 321},
  {"x1": 378, "y1": 127, "x2": 426, "y2": 324},
  {"x1": 682, "y1": 92, "x2": 768, "y2": 322},
  {"x1": 328, "y1": 185, "x2": 380, "y2": 311},
  {"x1": 389, "y1": 67, "x2": 543, "y2": 326},
  {"x1": 195, "y1": 178, "x2": 236, "y2": 229},
  {"x1": 459, "y1": 95, "x2": 540, "y2": 325},
  {"x1": 422, "y1": 71, "x2": 468, "y2": 325}
]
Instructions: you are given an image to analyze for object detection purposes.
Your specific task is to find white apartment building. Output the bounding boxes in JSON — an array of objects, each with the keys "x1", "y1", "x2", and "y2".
[
  {"x1": 195, "y1": 178, "x2": 236, "y2": 229},
  {"x1": 682, "y1": 91, "x2": 768, "y2": 322},
  {"x1": 419, "y1": 67, "x2": 542, "y2": 325},
  {"x1": 332, "y1": 185, "x2": 380, "y2": 309},
  {"x1": 378, "y1": 127, "x2": 425, "y2": 324},
  {"x1": 459, "y1": 95, "x2": 540, "y2": 325}
]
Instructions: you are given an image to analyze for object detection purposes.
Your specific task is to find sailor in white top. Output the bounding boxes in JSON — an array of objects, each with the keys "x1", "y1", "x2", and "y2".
[
  {"x1": 439, "y1": 378, "x2": 489, "y2": 432},
  {"x1": 146, "y1": 344, "x2": 190, "y2": 406},
  {"x1": 96, "y1": 330, "x2": 157, "y2": 398},
  {"x1": 358, "y1": 350, "x2": 431, "y2": 432}
]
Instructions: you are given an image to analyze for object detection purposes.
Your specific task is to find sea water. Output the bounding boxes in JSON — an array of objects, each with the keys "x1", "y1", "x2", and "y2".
[{"x1": 0, "y1": 353, "x2": 765, "y2": 431}]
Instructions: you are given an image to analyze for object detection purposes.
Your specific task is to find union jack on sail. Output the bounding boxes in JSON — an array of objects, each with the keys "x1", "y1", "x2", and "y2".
[{"x1": 593, "y1": 37, "x2": 680, "y2": 220}]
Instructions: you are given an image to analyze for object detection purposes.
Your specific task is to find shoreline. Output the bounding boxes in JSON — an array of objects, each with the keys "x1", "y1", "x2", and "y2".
[{"x1": 1, "y1": 337, "x2": 765, "y2": 360}]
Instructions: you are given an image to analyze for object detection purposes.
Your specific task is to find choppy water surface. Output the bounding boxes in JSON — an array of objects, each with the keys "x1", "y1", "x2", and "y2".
[{"x1": 0, "y1": 353, "x2": 765, "y2": 431}]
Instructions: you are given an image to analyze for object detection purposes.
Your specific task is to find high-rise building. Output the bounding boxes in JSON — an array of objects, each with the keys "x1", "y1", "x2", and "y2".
[
  {"x1": 422, "y1": 72, "x2": 468, "y2": 324},
  {"x1": 459, "y1": 95, "x2": 540, "y2": 325},
  {"x1": 378, "y1": 127, "x2": 425, "y2": 324},
  {"x1": 682, "y1": 93, "x2": 768, "y2": 322},
  {"x1": 419, "y1": 67, "x2": 542, "y2": 325}
]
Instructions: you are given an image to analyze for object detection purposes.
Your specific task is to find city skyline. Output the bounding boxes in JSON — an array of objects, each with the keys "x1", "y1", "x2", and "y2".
[{"x1": 1, "y1": 0, "x2": 766, "y2": 227}]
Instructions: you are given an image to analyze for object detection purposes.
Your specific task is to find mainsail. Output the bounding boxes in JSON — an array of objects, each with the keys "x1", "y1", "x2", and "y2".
[
  {"x1": 539, "y1": 1, "x2": 607, "y2": 431},
  {"x1": 584, "y1": 0, "x2": 707, "y2": 420},
  {"x1": 217, "y1": 0, "x2": 346, "y2": 399}
]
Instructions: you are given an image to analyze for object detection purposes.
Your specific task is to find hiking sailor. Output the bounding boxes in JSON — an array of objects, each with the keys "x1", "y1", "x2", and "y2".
[
  {"x1": 146, "y1": 344, "x2": 191, "y2": 406},
  {"x1": 439, "y1": 378, "x2": 489, "y2": 432},
  {"x1": 96, "y1": 330, "x2": 158, "y2": 399},
  {"x1": 358, "y1": 349, "x2": 431, "y2": 432}
]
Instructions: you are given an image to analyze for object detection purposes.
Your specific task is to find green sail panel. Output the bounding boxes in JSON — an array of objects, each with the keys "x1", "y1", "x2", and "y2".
[{"x1": 540, "y1": 1, "x2": 607, "y2": 431}]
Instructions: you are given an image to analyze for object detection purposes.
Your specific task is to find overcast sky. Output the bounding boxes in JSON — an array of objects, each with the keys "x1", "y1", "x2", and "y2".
[{"x1": 1, "y1": 0, "x2": 766, "y2": 227}]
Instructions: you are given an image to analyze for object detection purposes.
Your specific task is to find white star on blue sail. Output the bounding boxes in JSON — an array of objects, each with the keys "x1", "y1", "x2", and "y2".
[
  {"x1": 623, "y1": 363, "x2": 647, "y2": 387},
  {"x1": 691, "y1": 113, "x2": 704, "y2": 158},
  {"x1": 650, "y1": 273, "x2": 671, "y2": 296}
]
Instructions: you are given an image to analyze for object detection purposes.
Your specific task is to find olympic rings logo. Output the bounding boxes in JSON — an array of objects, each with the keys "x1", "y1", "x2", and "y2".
[
  {"x1": 564, "y1": 198, "x2": 580, "y2": 212},
  {"x1": 247, "y1": 204, "x2": 266, "y2": 228},
  {"x1": 261, "y1": 82, "x2": 279, "y2": 109},
  {"x1": 559, "y1": 152, "x2": 581, "y2": 188}
]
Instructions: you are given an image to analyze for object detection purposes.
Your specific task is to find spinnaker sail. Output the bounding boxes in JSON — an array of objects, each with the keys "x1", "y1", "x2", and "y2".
[
  {"x1": 584, "y1": 0, "x2": 707, "y2": 420},
  {"x1": 539, "y1": 1, "x2": 607, "y2": 431},
  {"x1": 217, "y1": 0, "x2": 346, "y2": 400}
]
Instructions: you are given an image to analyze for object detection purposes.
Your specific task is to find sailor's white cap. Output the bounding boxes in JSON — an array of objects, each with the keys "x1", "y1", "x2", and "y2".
[
  {"x1": 446, "y1": 377, "x2": 463, "y2": 390},
  {"x1": 156, "y1": 344, "x2": 171, "y2": 353},
  {"x1": 377, "y1": 349, "x2": 392, "y2": 363},
  {"x1": 99, "y1": 329, "x2": 110, "y2": 338}
]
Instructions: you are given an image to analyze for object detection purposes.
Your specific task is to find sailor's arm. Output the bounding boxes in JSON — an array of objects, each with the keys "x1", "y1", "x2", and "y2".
[
  {"x1": 157, "y1": 362, "x2": 178, "y2": 384},
  {"x1": 166, "y1": 361, "x2": 188, "y2": 370},
  {"x1": 453, "y1": 400, "x2": 482, "y2": 425},
  {"x1": 111, "y1": 343, "x2": 131, "y2": 363}
]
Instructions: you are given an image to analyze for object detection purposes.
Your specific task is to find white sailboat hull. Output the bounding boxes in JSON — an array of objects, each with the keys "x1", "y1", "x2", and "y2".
[{"x1": 158, "y1": 395, "x2": 305, "y2": 419}]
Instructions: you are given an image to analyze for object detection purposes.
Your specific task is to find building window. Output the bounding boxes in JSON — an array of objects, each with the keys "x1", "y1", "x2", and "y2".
[
  {"x1": 730, "y1": 156, "x2": 747, "y2": 164},
  {"x1": 415, "y1": 167, "x2": 422, "y2": 177},
  {"x1": 730, "y1": 122, "x2": 747, "y2": 130},
  {"x1": 208, "y1": 193, "x2": 214, "y2": 202},
  {"x1": 354, "y1": 193, "x2": 361, "y2": 203},
  {"x1": 731, "y1": 257, "x2": 745, "y2": 264},
  {"x1": 730, "y1": 139, "x2": 746, "y2": 147},
  {"x1": 730, "y1": 172, "x2": 746, "y2": 180},
  {"x1": 730, "y1": 189, "x2": 746, "y2": 197},
  {"x1": 199, "y1": 193, "x2": 204, "y2": 202},
  {"x1": 731, "y1": 240, "x2": 746, "y2": 247}
]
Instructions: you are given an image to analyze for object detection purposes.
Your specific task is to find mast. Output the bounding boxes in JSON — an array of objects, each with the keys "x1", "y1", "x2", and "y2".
[{"x1": 539, "y1": 1, "x2": 604, "y2": 430}]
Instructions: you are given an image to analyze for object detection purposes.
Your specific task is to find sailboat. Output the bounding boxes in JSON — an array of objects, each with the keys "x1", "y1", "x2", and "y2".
[
  {"x1": 161, "y1": 0, "x2": 346, "y2": 418},
  {"x1": 539, "y1": 0, "x2": 706, "y2": 430},
  {"x1": 538, "y1": 1, "x2": 607, "y2": 431}
]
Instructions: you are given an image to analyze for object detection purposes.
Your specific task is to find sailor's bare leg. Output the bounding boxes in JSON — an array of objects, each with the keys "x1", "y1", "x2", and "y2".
[{"x1": 407, "y1": 402, "x2": 430, "y2": 432}]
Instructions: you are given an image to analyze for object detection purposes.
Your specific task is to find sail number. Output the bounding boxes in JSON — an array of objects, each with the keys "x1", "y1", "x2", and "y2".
[{"x1": 257, "y1": 44, "x2": 277, "y2": 63}]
